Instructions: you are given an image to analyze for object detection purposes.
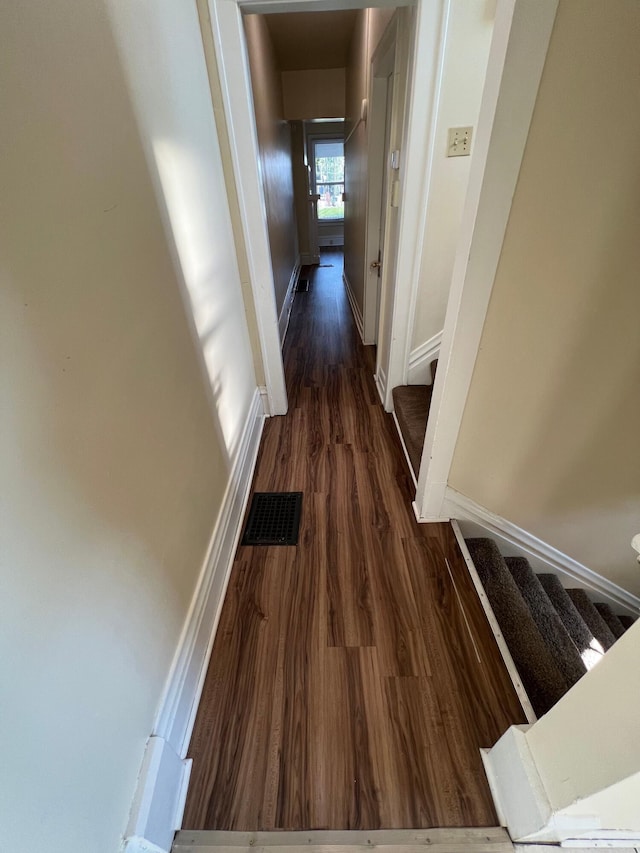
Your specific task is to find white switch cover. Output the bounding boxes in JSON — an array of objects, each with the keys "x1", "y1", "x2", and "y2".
[{"x1": 447, "y1": 126, "x2": 473, "y2": 157}]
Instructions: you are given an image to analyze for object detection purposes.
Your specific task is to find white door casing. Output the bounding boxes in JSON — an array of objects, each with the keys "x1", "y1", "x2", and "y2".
[{"x1": 414, "y1": 0, "x2": 559, "y2": 520}]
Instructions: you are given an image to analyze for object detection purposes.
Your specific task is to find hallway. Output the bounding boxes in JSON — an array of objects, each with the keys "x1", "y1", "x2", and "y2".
[{"x1": 183, "y1": 252, "x2": 526, "y2": 831}]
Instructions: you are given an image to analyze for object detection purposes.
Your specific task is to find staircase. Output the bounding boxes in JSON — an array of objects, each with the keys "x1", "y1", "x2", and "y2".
[
  {"x1": 465, "y1": 537, "x2": 636, "y2": 717},
  {"x1": 391, "y1": 360, "x2": 437, "y2": 478}
]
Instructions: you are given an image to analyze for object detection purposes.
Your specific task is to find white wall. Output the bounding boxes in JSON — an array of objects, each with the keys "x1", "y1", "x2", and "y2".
[
  {"x1": 0, "y1": 0, "x2": 257, "y2": 850},
  {"x1": 410, "y1": 0, "x2": 495, "y2": 355},
  {"x1": 488, "y1": 621, "x2": 640, "y2": 841},
  {"x1": 449, "y1": 0, "x2": 640, "y2": 596}
]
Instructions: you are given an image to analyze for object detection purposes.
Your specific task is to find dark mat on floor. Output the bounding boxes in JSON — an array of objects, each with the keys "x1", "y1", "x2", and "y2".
[
  {"x1": 594, "y1": 602, "x2": 626, "y2": 639},
  {"x1": 567, "y1": 589, "x2": 616, "y2": 651},
  {"x1": 392, "y1": 385, "x2": 432, "y2": 476},
  {"x1": 537, "y1": 574, "x2": 602, "y2": 668},
  {"x1": 466, "y1": 538, "x2": 568, "y2": 716},
  {"x1": 619, "y1": 614, "x2": 636, "y2": 631},
  {"x1": 506, "y1": 557, "x2": 586, "y2": 687}
]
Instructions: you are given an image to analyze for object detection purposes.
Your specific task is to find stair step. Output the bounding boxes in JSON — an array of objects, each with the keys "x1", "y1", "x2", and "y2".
[
  {"x1": 391, "y1": 384, "x2": 432, "y2": 475},
  {"x1": 566, "y1": 589, "x2": 616, "y2": 651},
  {"x1": 537, "y1": 575, "x2": 604, "y2": 669},
  {"x1": 619, "y1": 614, "x2": 636, "y2": 631},
  {"x1": 430, "y1": 358, "x2": 438, "y2": 385},
  {"x1": 594, "y1": 602, "x2": 626, "y2": 639},
  {"x1": 172, "y1": 828, "x2": 514, "y2": 853},
  {"x1": 505, "y1": 557, "x2": 586, "y2": 687},
  {"x1": 465, "y1": 538, "x2": 568, "y2": 716}
]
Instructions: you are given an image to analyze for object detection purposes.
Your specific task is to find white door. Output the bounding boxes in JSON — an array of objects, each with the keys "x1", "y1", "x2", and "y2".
[{"x1": 363, "y1": 33, "x2": 396, "y2": 346}]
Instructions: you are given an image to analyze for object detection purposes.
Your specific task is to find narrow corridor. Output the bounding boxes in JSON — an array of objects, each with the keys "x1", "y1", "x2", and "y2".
[{"x1": 183, "y1": 252, "x2": 525, "y2": 830}]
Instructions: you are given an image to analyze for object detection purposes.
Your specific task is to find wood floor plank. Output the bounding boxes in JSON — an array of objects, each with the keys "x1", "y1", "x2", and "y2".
[{"x1": 183, "y1": 251, "x2": 526, "y2": 831}]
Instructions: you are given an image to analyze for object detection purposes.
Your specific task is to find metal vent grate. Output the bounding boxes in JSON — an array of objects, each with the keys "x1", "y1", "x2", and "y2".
[
  {"x1": 242, "y1": 492, "x2": 303, "y2": 546},
  {"x1": 296, "y1": 277, "x2": 309, "y2": 292}
]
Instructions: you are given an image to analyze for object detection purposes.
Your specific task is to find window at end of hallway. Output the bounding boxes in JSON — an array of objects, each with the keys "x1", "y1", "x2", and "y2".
[{"x1": 313, "y1": 140, "x2": 344, "y2": 221}]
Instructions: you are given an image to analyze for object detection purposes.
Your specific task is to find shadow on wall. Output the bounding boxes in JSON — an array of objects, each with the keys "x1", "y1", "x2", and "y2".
[{"x1": 0, "y1": 0, "x2": 254, "y2": 850}]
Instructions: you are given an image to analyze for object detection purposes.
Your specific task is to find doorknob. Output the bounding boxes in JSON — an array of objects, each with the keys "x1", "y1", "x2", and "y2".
[{"x1": 370, "y1": 260, "x2": 381, "y2": 270}]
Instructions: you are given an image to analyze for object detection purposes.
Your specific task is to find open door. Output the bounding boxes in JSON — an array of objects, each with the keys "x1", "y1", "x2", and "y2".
[{"x1": 363, "y1": 31, "x2": 396, "y2": 345}]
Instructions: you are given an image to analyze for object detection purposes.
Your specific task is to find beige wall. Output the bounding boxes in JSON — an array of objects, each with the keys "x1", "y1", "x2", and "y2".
[
  {"x1": 244, "y1": 15, "x2": 298, "y2": 319},
  {"x1": 411, "y1": 0, "x2": 495, "y2": 353},
  {"x1": 527, "y1": 620, "x2": 640, "y2": 832},
  {"x1": 0, "y1": 0, "x2": 257, "y2": 850},
  {"x1": 282, "y1": 68, "x2": 346, "y2": 120},
  {"x1": 344, "y1": 7, "x2": 395, "y2": 315},
  {"x1": 449, "y1": 0, "x2": 640, "y2": 595}
]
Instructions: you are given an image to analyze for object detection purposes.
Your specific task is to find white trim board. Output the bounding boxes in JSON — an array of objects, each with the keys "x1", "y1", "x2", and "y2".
[
  {"x1": 415, "y1": 0, "x2": 560, "y2": 520},
  {"x1": 375, "y1": 362, "x2": 387, "y2": 407},
  {"x1": 123, "y1": 387, "x2": 265, "y2": 853},
  {"x1": 381, "y1": 0, "x2": 450, "y2": 407},
  {"x1": 451, "y1": 521, "x2": 536, "y2": 724},
  {"x1": 318, "y1": 236, "x2": 344, "y2": 248},
  {"x1": 278, "y1": 257, "x2": 301, "y2": 347},
  {"x1": 343, "y1": 270, "x2": 365, "y2": 343},
  {"x1": 444, "y1": 488, "x2": 640, "y2": 619},
  {"x1": 153, "y1": 388, "x2": 264, "y2": 755},
  {"x1": 204, "y1": 0, "x2": 288, "y2": 414},
  {"x1": 407, "y1": 330, "x2": 442, "y2": 385},
  {"x1": 391, "y1": 410, "x2": 418, "y2": 491},
  {"x1": 122, "y1": 737, "x2": 192, "y2": 853}
]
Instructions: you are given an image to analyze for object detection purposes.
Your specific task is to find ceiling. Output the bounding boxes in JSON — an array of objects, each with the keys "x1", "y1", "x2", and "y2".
[{"x1": 263, "y1": 10, "x2": 359, "y2": 71}]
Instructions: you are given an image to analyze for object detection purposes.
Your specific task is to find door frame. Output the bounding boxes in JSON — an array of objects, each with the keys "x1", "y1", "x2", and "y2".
[
  {"x1": 363, "y1": 19, "x2": 396, "y2": 346},
  {"x1": 202, "y1": 0, "x2": 557, "y2": 520},
  {"x1": 307, "y1": 129, "x2": 346, "y2": 249},
  {"x1": 414, "y1": 0, "x2": 559, "y2": 519},
  {"x1": 203, "y1": 0, "x2": 449, "y2": 417}
]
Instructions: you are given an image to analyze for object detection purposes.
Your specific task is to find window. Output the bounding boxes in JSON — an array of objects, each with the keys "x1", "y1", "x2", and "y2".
[{"x1": 312, "y1": 139, "x2": 344, "y2": 221}]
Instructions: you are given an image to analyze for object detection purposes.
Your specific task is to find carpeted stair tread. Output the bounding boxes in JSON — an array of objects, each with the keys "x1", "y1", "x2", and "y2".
[
  {"x1": 594, "y1": 602, "x2": 626, "y2": 639},
  {"x1": 465, "y1": 538, "x2": 568, "y2": 716},
  {"x1": 392, "y1": 384, "x2": 432, "y2": 476},
  {"x1": 618, "y1": 614, "x2": 636, "y2": 631},
  {"x1": 537, "y1": 574, "x2": 603, "y2": 668},
  {"x1": 567, "y1": 589, "x2": 616, "y2": 651},
  {"x1": 430, "y1": 359, "x2": 438, "y2": 385},
  {"x1": 506, "y1": 557, "x2": 586, "y2": 687}
]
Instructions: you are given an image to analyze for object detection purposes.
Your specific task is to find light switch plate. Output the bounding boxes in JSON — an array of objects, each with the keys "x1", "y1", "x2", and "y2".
[{"x1": 447, "y1": 126, "x2": 473, "y2": 157}]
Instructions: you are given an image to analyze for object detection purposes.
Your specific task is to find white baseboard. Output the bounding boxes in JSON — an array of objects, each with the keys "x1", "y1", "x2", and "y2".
[
  {"x1": 318, "y1": 236, "x2": 345, "y2": 247},
  {"x1": 258, "y1": 385, "x2": 271, "y2": 417},
  {"x1": 152, "y1": 388, "x2": 264, "y2": 756},
  {"x1": 392, "y1": 410, "x2": 418, "y2": 490},
  {"x1": 279, "y1": 258, "x2": 301, "y2": 347},
  {"x1": 342, "y1": 271, "x2": 365, "y2": 343},
  {"x1": 374, "y1": 363, "x2": 387, "y2": 408},
  {"x1": 444, "y1": 488, "x2": 640, "y2": 618},
  {"x1": 124, "y1": 388, "x2": 264, "y2": 851},
  {"x1": 122, "y1": 737, "x2": 192, "y2": 853},
  {"x1": 407, "y1": 330, "x2": 442, "y2": 385}
]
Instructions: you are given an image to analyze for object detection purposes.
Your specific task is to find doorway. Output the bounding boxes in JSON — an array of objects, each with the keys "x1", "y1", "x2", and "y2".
[{"x1": 202, "y1": 0, "x2": 447, "y2": 422}]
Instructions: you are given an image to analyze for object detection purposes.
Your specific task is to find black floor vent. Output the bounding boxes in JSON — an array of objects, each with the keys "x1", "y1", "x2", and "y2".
[
  {"x1": 242, "y1": 492, "x2": 303, "y2": 546},
  {"x1": 296, "y1": 278, "x2": 309, "y2": 292}
]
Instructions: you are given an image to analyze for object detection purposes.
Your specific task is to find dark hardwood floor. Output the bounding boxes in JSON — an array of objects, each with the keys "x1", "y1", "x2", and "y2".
[{"x1": 183, "y1": 250, "x2": 526, "y2": 831}]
